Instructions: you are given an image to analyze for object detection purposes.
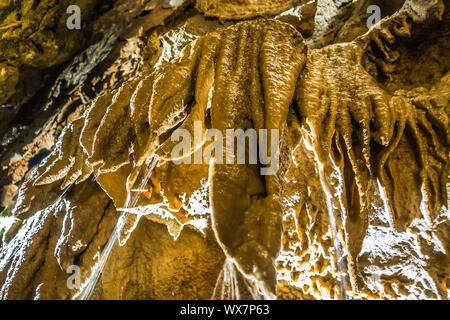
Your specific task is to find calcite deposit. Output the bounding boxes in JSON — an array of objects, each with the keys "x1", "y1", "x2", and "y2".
[{"x1": 0, "y1": 0, "x2": 449, "y2": 300}]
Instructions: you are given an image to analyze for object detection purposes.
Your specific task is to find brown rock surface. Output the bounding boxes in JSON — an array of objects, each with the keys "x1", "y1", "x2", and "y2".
[
  {"x1": 0, "y1": 0, "x2": 448, "y2": 300},
  {"x1": 196, "y1": 0, "x2": 303, "y2": 20}
]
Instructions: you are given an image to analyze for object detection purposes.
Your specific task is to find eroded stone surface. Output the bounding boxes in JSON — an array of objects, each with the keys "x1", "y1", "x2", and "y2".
[
  {"x1": 0, "y1": 0, "x2": 448, "y2": 300},
  {"x1": 196, "y1": 0, "x2": 303, "y2": 20}
]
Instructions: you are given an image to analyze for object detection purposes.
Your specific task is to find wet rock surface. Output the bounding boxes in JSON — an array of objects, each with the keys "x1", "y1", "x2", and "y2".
[{"x1": 0, "y1": 0, "x2": 448, "y2": 300}]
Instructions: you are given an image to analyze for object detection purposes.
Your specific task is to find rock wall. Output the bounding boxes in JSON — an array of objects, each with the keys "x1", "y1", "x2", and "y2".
[{"x1": 0, "y1": 0, "x2": 448, "y2": 300}]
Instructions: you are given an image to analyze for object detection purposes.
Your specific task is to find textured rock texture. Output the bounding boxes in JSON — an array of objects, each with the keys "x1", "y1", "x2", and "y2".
[
  {"x1": 196, "y1": 0, "x2": 303, "y2": 20},
  {"x1": 0, "y1": 0, "x2": 103, "y2": 135},
  {"x1": 0, "y1": 0, "x2": 449, "y2": 300}
]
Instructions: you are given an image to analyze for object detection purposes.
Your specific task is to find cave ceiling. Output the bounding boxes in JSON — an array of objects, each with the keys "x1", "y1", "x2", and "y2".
[{"x1": 0, "y1": 0, "x2": 449, "y2": 300}]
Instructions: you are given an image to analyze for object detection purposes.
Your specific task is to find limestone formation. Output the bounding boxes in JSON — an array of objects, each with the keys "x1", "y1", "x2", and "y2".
[
  {"x1": 0, "y1": 0, "x2": 102, "y2": 134},
  {"x1": 196, "y1": 0, "x2": 303, "y2": 20},
  {"x1": 0, "y1": 0, "x2": 448, "y2": 300}
]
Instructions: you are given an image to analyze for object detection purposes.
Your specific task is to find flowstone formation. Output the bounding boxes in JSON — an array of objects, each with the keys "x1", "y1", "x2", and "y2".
[{"x1": 0, "y1": 0, "x2": 449, "y2": 300}]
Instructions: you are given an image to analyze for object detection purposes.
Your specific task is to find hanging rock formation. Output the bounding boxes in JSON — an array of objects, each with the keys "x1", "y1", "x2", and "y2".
[{"x1": 0, "y1": 0, "x2": 449, "y2": 300}]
